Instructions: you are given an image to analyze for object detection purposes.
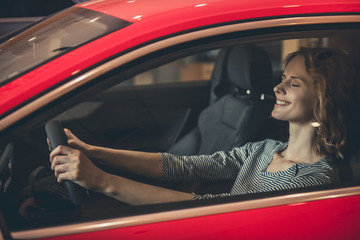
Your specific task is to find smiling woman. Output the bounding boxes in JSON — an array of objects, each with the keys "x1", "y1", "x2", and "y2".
[
  {"x1": 47, "y1": 47, "x2": 356, "y2": 204},
  {"x1": 281, "y1": 48, "x2": 354, "y2": 160},
  {"x1": 272, "y1": 54, "x2": 318, "y2": 124},
  {"x1": 268, "y1": 47, "x2": 355, "y2": 171}
]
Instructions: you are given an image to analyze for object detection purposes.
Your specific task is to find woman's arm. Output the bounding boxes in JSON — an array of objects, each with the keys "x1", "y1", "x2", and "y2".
[
  {"x1": 99, "y1": 173, "x2": 193, "y2": 205},
  {"x1": 64, "y1": 129, "x2": 162, "y2": 179},
  {"x1": 50, "y1": 145, "x2": 193, "y2": 205},
  {"x1": 89, "y1": 146, "x2": 162, "y2": 179}
]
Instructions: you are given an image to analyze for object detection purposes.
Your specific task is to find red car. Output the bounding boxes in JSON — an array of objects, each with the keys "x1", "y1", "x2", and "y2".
[{"x1": 0, "y1": 0, "x2": 360, "y2": 239}]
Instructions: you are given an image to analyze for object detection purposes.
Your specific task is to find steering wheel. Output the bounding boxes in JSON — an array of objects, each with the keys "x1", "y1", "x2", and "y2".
[{"x1": 45, "y1": 120, "x2": 88, "y2": 205}]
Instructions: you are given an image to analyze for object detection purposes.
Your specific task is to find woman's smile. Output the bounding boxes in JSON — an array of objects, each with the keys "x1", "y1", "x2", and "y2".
[
  {"x1": 271, "y1": 55, "x2": 317, "y2": 123},
  {"x1": 275, "y1": 99, "x2": 291, "y2": 107}
]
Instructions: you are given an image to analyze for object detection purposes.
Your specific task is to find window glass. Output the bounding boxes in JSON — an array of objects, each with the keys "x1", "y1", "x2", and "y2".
[
  {"x1": 1, "y1": 28, "x2": 360, "y2": 232},
  {"x1": 0, "y1": 7, "x2": 130, "y2": 85},
  {"x1": 133, "y1": 50, "x2": 220, "y2": 85}
]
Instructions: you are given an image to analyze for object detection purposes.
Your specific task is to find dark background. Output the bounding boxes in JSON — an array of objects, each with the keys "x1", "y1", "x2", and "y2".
[{"x1": 0, "y1": 0, "x2": 75, "y2": 17}]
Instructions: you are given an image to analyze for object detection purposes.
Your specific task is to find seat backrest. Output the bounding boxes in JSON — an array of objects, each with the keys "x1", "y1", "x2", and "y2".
[
  {"x1": 209, "y1": 46, "x2": 274, "y2": 102},
  {"x1": 169, "y1": 46, "x2": 274, "y2": 155}
]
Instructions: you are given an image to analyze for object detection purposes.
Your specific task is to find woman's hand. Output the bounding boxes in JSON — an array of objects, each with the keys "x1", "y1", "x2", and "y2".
[
  {"x1": 49, "y1": 145, "x2": 105, "y2": 191},
  {"x1": 64, "y1": 129, "x2": 90, "y2": 154},
  {"x1": 47, "y1": 129, "x2": 91, "y2": 155},
  {"x1": 49, "y1": 145, "x2": 192, "y2": 205}
]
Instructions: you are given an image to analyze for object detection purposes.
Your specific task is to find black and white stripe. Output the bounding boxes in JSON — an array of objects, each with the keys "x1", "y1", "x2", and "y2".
[{"x1": 161, "y1": 139, "x2": 338, "y2": 200}]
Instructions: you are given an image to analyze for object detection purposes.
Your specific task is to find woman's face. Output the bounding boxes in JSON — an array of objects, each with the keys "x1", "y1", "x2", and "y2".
[{"x1": 271, "y1": 55, "x2": 318, "y2": 124}]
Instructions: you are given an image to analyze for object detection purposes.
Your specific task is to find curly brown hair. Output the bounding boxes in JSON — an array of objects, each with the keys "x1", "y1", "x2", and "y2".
[{"x1": 284, "y1": 47, "x2": 356, "y2": 159}]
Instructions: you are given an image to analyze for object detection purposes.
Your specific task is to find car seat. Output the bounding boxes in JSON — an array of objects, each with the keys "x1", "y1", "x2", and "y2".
[{"x1": 168, "y1": 46, "x2": 275, "y2": 155}]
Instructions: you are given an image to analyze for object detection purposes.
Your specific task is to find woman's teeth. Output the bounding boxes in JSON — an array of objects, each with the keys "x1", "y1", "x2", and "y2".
[{"x1": 276, "y1": 100, "x2": 289, "y2": 105}]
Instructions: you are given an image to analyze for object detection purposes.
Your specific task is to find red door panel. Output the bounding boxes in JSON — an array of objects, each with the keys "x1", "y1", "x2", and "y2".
[{"x1": 44, "y1": 194, "x2": 360, "y2": 240}]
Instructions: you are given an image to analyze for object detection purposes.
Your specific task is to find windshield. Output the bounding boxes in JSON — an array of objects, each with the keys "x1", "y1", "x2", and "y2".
[{"x1": 0, "y1": 7, "x2": 131, "y2": 85}]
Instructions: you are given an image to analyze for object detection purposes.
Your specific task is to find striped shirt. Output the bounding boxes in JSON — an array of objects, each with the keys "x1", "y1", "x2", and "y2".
[{"x1": 161, "y1": 139, "x2": 338, "y2": 199}]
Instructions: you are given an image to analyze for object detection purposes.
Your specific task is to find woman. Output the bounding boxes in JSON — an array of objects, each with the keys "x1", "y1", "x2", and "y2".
[{"x1": 49, "y1": 47, "x2": 354, "y2": 205}]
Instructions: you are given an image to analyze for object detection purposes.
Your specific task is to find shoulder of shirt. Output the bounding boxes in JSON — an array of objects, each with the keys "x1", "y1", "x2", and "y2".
[{"x1": 296, "y1": 156, "x2": 337, "y2": 180}]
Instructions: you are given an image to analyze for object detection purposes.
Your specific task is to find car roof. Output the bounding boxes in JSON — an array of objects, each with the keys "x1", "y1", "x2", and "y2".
[
  {"x1": 0, "y1": 0, "x2": 359, "y2": 126},
  {"x1": 80, "y1": 0, "x2": 360, "y2": 24}
]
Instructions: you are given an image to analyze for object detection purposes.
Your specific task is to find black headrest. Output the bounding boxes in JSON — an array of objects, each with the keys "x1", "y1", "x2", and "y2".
[{"x1": 227, "y1": 46, "x2": 274, "y2": 94}]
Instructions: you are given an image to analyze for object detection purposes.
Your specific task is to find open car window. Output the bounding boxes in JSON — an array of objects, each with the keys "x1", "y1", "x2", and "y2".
[{"x1": 1, "y1": 26, "x2": 360, "y2": 232}]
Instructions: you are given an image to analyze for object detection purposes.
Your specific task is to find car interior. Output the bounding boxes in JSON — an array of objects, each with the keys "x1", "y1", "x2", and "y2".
[
  {"x1": 168, "y1": 46, "x2": 275, "y2": 156},
  {"x1": 0, "y1": 26, "x2": 360, "y2": 231}
]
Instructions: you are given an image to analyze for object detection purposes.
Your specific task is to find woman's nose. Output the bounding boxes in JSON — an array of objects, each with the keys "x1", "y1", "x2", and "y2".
[{"x1": 273, "y1": 83, "x2": 284, "y2": 94}]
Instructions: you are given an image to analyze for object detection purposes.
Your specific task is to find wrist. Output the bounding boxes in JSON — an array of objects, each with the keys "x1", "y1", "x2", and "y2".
[
  {"x1": 95, "y1": 173, "x2": 119, "y2": 197},
  {"x1": 85, "y1": 144, "x2": 97, "y2": 158}
]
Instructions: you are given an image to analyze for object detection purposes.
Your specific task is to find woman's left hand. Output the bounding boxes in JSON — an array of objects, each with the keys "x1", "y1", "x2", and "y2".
[{"x1": 49, "y1": 145, "x2": 105, "y2": 191}]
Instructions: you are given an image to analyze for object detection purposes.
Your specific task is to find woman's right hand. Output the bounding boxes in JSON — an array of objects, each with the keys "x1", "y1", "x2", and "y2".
[{"x1": 64, "y1": 129, "x2": 91, "y2": 155}]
